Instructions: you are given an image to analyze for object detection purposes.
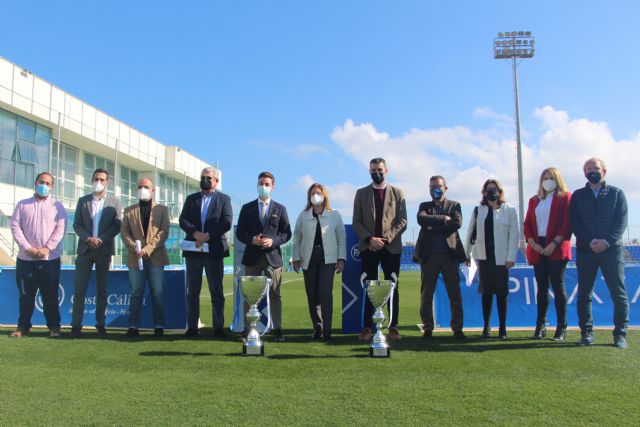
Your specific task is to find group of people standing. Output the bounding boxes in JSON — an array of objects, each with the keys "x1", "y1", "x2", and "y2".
[{"x1": 8, "y1": 157, "x2": 630, "y2": 348}]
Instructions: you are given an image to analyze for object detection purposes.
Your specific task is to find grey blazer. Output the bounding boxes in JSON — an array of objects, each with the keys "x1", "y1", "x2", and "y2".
[{"x1": 73, "y1": 193, "x2": 122, "y2": 256}]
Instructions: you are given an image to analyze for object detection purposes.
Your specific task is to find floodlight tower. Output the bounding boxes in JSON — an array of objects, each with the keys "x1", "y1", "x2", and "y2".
[{"x1": 494, "y1": 31, "x2": 535, "y2": 250}]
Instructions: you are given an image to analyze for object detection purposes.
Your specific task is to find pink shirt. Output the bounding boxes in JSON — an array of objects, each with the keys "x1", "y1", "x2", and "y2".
[{"x1": 11, "y1": 196, "x2": 67, "y2": 261}]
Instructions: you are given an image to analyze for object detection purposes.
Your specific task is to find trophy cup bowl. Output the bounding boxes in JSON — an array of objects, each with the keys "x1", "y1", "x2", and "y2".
[
  {"x1": 240, "y1": 275, "x2": 271, "y2": 356},
  {"x1": 366, "y1": 279, "x2": 395, "y2": 358}
]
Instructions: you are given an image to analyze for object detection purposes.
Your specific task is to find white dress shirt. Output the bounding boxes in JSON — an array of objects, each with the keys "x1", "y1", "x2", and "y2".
[
  {"x1": 535, "y1": 195, "x2": 553, "y2": 237},
  {"x1": 91, "y1": 194, "x2": 106, "y2": 238}
]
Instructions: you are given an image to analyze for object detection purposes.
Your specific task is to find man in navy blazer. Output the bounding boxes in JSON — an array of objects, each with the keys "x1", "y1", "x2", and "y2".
[
  {"x1": 71, "y1": 168, "x2": 121, "y2": 338},
  {"x1": 236, "y1": 171, "x2": 292, "y2": 341},
  {"x1": 179, "y1": 167, "x2": 233, "y2": 338}
]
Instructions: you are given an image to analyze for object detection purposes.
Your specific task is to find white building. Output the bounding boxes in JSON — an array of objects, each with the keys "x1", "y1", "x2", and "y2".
[{"x1": 0, "y1": 55, "x2": 217, "y2": 266}]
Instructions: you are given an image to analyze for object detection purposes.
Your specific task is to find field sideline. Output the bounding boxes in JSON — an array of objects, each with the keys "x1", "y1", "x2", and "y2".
[{"x1": 1, "y1": 271, "x2": 638, "y2": 425}]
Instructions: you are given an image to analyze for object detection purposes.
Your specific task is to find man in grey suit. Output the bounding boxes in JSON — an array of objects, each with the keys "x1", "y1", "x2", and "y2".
[{"x1": 70, "y1": 169, "x2": 122, "y2": 338}]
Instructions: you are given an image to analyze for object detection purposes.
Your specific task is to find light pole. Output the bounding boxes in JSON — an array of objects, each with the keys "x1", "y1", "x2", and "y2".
[{"x1": 494, "y1": 31, "x2": 535, "y2": 250}]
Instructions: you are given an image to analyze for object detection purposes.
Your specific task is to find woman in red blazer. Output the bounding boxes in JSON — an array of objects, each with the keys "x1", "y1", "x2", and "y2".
[{"x1": 524, "y1": 167, "x2": 572, "y2": 341}]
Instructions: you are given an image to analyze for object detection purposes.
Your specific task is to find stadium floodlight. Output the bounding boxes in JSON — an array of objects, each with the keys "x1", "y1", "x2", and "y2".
[{"x1": 493, "y1": 31, "x2": 536, "y2": 250}]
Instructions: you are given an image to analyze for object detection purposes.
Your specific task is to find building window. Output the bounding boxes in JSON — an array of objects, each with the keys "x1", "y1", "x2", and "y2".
[
  {"x1": 120, "y1": 166, "x2": 138, "y2": 208},
  {"x1": 83, "y1": 153, "x2": 114, "y2": 197},
  {"x1": 51, "y1": 141, "x2": 79, "y2": 206}
]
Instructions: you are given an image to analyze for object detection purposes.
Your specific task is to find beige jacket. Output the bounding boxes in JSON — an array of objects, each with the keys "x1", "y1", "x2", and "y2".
[
  {"x1": 352, "y1": 184, "x2": 407, "y2": 254},
  {"x1": 121, "y1": 202, "x2": 170, "y2": 269}
]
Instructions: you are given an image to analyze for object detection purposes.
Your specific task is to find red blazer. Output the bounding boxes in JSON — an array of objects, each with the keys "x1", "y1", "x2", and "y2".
[{"x1": 523, "y1": 192, "x2": 572, "y2": 264}]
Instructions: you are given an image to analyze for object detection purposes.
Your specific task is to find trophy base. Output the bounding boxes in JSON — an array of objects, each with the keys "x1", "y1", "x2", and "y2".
[
  {"x1": 370, "y1": 346, "x2": 390, "y2": 358},
  {"x1": 243, "y1": 343, "x2": 265, "y2": 356}
]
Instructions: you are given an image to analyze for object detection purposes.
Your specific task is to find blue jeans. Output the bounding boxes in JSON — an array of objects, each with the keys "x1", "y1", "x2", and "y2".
[
  {"x1": 576, "y1": 246, "x2": 629, "y2": 336},
  {"x1": 128, "y1": 261, "x2": 165, "y2": 328}
]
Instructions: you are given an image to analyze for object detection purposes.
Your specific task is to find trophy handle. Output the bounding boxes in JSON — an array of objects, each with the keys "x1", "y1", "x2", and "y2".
[
  {"x1": 391, "y1": 272, "x2": 398, "y2": 285},
  {"x1": 360, "y1": 272, "x2": 368, "y2": 289}
]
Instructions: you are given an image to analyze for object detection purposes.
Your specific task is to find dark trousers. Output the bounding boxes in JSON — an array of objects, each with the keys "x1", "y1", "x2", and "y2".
[
  {"x1": 420, "y1": 252, "x2": 463, "y2": 332},
  {"x1": 576, "y1": 246, "x2": 629, "y2": 336},
  {"x1": 185, "y1": 255, "x2": 225, "y2": 330},
  {"x1": 302, "y1": 246, "x2": 336, "y2": 335},
  {"x1": 16, "y1": 258, "x2": 61, "y2": 331},
  {"x1": 71, "y1": 251, "x2": 111, "y2": 328},
  {"x1": 361, "y1": 248, "x2": 400, "y2": 329},
  {"x1": 244, "y1": 257, "x2": 283, "y2": 330},
  {"x1": 533, "y1": 246, "x2": 568, "y2": 328}
]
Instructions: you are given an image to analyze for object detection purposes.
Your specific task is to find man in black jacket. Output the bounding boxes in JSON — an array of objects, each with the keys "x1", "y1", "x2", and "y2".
[
  {"x1": 569, "y1": 158, "x2": 629, "y2": 348},
  {"x1": 179, "y1": 167, "x2": 233, "y2": 338},
  {"x1": 236, "y1": 171, "x2": 292, "y2": 342},
  {"x1": 414, "y1": 176, "x2": 467, "y2": 340}
]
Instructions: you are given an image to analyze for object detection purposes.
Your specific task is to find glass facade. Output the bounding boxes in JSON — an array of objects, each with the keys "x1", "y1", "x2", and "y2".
[
  {"x1": 83, "y1": 153, "x2": 115, "y2": 197},
  {"x1": 51, "y1": 141, "x2": 79, "y2": 206},
  {"x1": 158, "y1": 173, "x2": 181, "y2": 218},
  {"x1": 119, "y1": 165, "x2": 138, "y2": 209},
  {"x1": 0, "y1": 108, "x2": 51, "y2": 189}
]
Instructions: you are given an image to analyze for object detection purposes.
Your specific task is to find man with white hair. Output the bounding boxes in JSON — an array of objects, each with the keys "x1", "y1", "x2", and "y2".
[
  {"x1": 569, "y1": 157, "x2": 629, "y2": 348},
  {"x1": 179, "y1": 167, "x2": 233, "y2": 338}
]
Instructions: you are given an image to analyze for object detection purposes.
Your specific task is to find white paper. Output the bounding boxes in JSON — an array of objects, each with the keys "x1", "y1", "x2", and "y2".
[
  {"x1": 462, "y1": 258, "x2": 477, "y2": 286},
  {"x1": 135, "y1": 240, "x2": 144, "y2": 270},
  {"x1": 180, "y1": 239, "x2": 209, "y2": 253}
]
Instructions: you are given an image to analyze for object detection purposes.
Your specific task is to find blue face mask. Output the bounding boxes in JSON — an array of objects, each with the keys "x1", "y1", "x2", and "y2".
[
  {"x1": 257, "y1": 185, "x2": 271, "y2": 199},
  {"x1": 431, "y1": 188, "x2": 444, "y2": 200},
  {"x1": 35, "y1": 183, "x2": 50, "y2": 197}
]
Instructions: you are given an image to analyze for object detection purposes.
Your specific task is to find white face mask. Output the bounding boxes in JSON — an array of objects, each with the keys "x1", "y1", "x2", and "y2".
[
  {"x1": 92, "y1": 181, "x2": 106, "y2": 193},
  {"x1": 542, "y1": 179, "x2": 557, "y2": 192},
  {"x1": 138, "y1": 188, "x2": 152, "y2": 201},
  {"x1": 310, "y1": 193, "x2": 324, "y2": 206}
]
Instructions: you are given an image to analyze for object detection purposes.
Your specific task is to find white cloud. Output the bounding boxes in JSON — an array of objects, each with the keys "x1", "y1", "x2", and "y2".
[
  {"x1": 330, "y1": 107, "x2": 640, "y2": 230},
  {"x1": 284, "y1": 143, "x2": 330, "y2": 159},
  {"x1": 291, "y1": 173, "x2": 358, "y2": 218}
]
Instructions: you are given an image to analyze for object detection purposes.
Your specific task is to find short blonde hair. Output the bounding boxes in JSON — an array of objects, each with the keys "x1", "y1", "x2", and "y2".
[
  {"x1": 305, "y1": 183, "x2": 332, "y2": 211},
  {"x1": 537, "y1": 167, "x2": 569, "y2": 199}
]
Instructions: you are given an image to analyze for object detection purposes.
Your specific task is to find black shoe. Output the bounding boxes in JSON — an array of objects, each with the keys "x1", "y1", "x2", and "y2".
[
  {"x1": 323, "y1": 331, "x2": 332, "y2": 341},
  {"x1": 240, "y1": 329, "x2": 248, "y2": 341},
  {"x1": 552, "y1": 327, "x2": 566, "y2": 341},
  {"x1": 481, "y1": 326, "x2": 491, "y2": 339},
  {"x1": 183, "y1": 328, "x2": 198, "y2": 338},
  {"x1": 311, "y1": 328, "x2": 322, "y2": 340},
  {"x1": 453, "y1": 331, "x2": 466, "y2": 340},
  {"x1": 578, "y1": 331, "x2": 594, "y2": 346},
  {"x1": 96, "y1": 325, "x2": 108, "y2": 337},
  {"x1": 498, "y1": 327, "x2": 507, "y2": 340},
  {"x1": 214, "y1": 328, "x2": 227, "y2": 339},
  {"x1": 273, "y1": 328, "x2": 285, "y2": 342},
  {"x1": 422, "y1": 330, "x2": 433, "y2": 340},
  {"x1": 70, "y1": 327, "x2": 82, "y2": 339},
  {"x1": 614, "y1": 335, "x2": 628, "y2": 349},
  {"x1": 125, "y1": 328, "x2": 139, "y2": 338},
  {"x1": 154, "y1": 328, "x2": 164, "y2": 338},
  {"x1": 533, "y1": 325, "x2": 547, "y2": 339}
]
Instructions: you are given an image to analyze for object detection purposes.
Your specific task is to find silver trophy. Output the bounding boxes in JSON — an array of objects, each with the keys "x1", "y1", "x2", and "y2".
[
  {"x1": 239, "y1": 275, "x2": 271, "y2": 356},
  {"x1": 362, "y1": 273, "x2": 397, "y2": 358}
]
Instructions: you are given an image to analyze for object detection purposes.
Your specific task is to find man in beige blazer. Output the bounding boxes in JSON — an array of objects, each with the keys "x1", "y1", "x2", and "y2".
[
  {"x1": 353, "y1": 158, "x2": 407, "y2": 340},
  {"x1": 120, "y1": 178, "x2": 170, "y2": 338}
]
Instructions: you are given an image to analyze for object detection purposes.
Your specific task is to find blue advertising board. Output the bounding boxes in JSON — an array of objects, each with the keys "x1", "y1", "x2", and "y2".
[{"x1": 0, "y1": 267, "x2": 187, "y2": 330}]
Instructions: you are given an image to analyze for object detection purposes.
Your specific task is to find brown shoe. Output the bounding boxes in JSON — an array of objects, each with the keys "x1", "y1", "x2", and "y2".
[
  {"x1": 9, "y1": 329, "x2": 25, "y2": 338},
  {"x1": 358, "y1": 327, "x2": 372, "y2": 341},
  {"x1": 388, "y1": 327, "x2": 402, "y2": 340}
]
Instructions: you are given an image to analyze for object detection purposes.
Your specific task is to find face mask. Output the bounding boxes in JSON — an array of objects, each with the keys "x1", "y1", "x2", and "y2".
[
  {"x1": 371, "y1": 172, "x2": 384, "y2": 185},
  {"x1": 138, "y1": 188, "x2": 152, "y2": 201},
  {"x1": 431, "y1": 188, "x2": 444, "y2": 200},
  {"x1": 257, "y1": 185, "x2": 271, "y2": 199},
  {"x1": 542, "y1": 179, "x2": 557, "y2": 192},
  {"x1": 586, "y1": 171, "x2": 602, "y2": 184},
  {"x1": 486, "y1": 190, "x2": 499, "y2": 202},
  {"x1": 92, "y1": 181, "x2": 105, "y2": 193},
  {"x1": 200, "y1": 176, "x2": 212, "y2": 191},
  {"x1": 310, "y1": 194, "x2": 324, "y2": 206},
  {"x1": 35, "y1": 184, "x2": 50, "y2": 197}
]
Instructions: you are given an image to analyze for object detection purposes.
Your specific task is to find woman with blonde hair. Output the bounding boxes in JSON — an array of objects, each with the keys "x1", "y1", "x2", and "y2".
[
  {"x1": 292, "y1": 183, "x2": 346, "y2": 341},
  {"x1": 524, "y1": 167, "x2": 572, "y2": 341},
  {"x1": 465, "y1": 179, "x2": 519, "y2": 339}
]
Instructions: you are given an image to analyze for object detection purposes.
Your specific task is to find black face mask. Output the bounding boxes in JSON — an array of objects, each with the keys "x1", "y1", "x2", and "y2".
[
  {"x1": 200, "y1": 177, "x2": 212, "y2": 190},
  {"x1": 371, "y1": 172, "x2": 384, "y2": 185},
  {"x1": 587, "y1": 171, "x2": 602, "y2": 184},
  {"x1": 486, "y1": 190, "x2": 499, "y2": 202}
]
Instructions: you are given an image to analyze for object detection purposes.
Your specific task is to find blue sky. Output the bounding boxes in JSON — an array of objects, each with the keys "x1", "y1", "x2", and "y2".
[{"x1": 3, "y1": 1, "x2": 639, "y2": 240}]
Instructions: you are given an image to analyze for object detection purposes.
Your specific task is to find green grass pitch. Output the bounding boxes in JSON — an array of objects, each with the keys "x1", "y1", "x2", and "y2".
[{"x1": 1, "y1": 271, "x2": 638, "y2": 425}]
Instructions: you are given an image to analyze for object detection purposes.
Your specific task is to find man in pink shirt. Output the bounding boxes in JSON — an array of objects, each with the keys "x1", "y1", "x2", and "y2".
[{"x1": 10, "y1": 171, "x2": 67, "y2": 338}]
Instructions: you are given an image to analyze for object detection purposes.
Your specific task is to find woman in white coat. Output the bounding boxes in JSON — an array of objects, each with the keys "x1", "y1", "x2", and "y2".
[
  {"x1": 292, "y1": 183, "x2": 346, "y2": 341},
  {"x1": 465, "y1": 179, "x2": 519, "y2": 339}
]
